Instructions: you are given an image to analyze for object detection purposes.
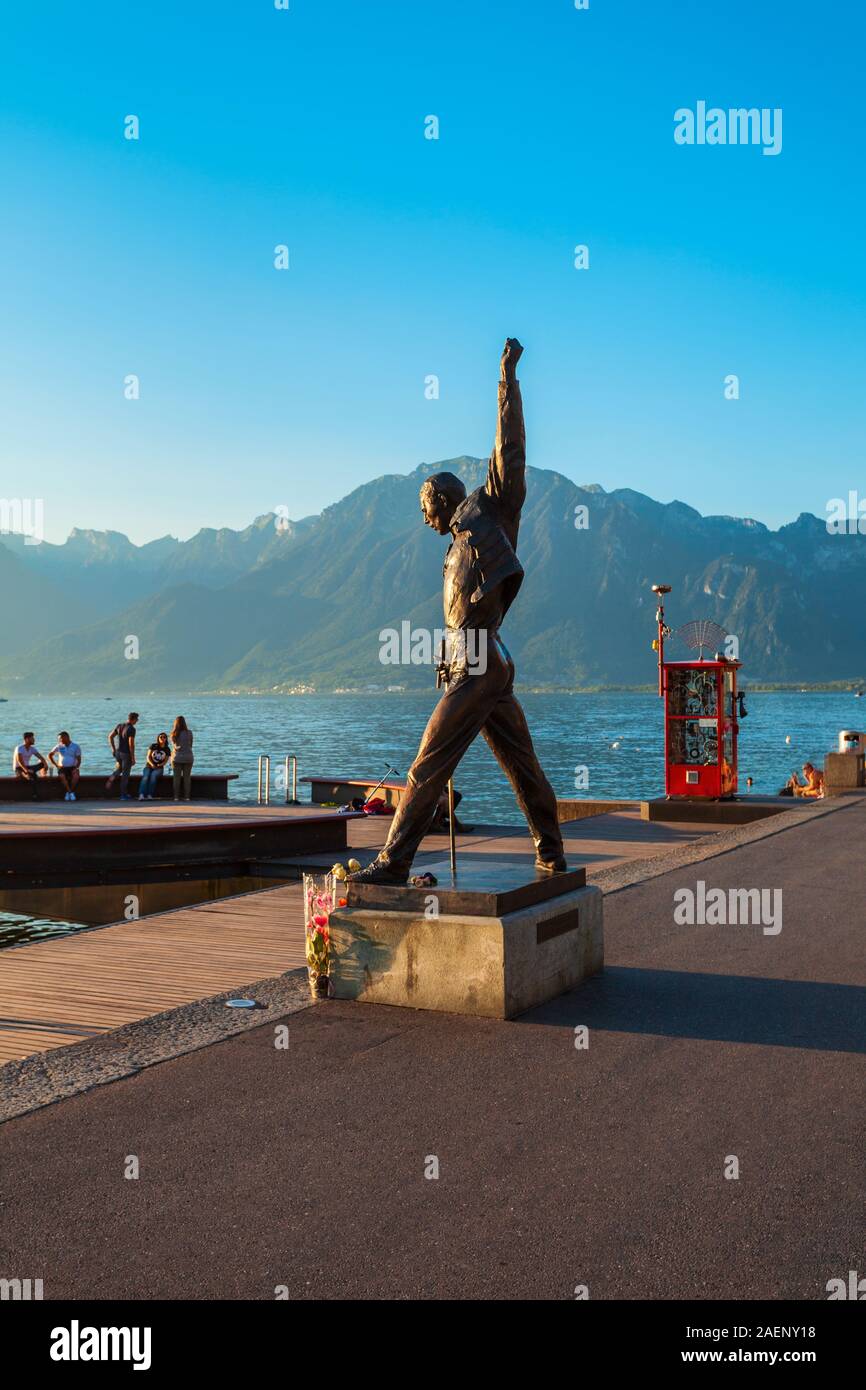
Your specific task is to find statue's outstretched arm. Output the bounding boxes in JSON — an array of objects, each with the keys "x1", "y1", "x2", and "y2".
[{"x1": 486, "y1": 337, "x2": 526, "y2": 523}]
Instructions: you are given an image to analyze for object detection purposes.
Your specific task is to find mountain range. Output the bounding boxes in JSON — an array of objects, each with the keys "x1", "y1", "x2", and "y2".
[{"x1": 2, "y1": 458, "x2": 864, "y2": 693}]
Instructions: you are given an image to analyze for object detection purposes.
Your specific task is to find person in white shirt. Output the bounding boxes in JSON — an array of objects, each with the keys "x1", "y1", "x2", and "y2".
[
  {"x1": 49, "y1": 731, "x2": 82, "y2": 801},
  {"x1": 13, "y1": 732, "x2": 48, "y2": 800}
]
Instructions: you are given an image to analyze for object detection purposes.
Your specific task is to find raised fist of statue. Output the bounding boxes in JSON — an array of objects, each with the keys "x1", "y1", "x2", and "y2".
[{"x1": 501, "y1": 337, "x2": 523, "y2": 378}]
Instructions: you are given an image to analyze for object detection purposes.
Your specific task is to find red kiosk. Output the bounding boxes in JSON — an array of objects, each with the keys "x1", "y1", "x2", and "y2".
[{"x1": 652, "y1": 585, "x2": 745, "y2": 800}]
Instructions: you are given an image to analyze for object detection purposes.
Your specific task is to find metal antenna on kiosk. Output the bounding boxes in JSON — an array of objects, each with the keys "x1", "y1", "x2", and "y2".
[
  {"x1": 651, "y1": 584, "x2": 672, "y2": 697},
  {"x1": 675, "y1": 619, "x2": 729, "y2": 661}
]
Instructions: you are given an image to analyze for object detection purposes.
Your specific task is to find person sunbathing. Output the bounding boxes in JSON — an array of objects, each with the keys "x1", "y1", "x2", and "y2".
[{"x1": 785, "y1": 762, "x2": 824, "y2": 798}]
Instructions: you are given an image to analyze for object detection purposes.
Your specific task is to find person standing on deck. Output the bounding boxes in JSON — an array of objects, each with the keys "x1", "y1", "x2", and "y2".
[
  {"x1": 106, "y1": 712, "x2": 138, "y2": 799},
  {"x1": 170, "y1": 716, "x2": 194, "y2": 801},
  {"x1": 350, "y1": 338, "x2": 565, "y2": 885}
]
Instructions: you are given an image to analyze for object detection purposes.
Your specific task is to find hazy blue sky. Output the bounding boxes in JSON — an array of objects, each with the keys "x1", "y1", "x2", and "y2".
[{"x1": 1, "y1": 0, "x2": 864, "y2": 543}]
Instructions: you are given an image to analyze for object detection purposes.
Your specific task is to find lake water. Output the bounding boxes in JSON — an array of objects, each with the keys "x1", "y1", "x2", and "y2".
[
  {"x1": 1, "y1": 689, "x2": 859, "y2": 948},
  {"x1": 0, "y1": 689, "x2": 859, "y2": 819}
]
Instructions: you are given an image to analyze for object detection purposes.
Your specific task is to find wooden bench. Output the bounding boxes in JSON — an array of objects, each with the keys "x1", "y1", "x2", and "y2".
[
  {"x1": 0, "y1": 773, "x2": 239, "y2": 802},
  {"x1": 301, "y1": 774, "x2": 408, "y2": 808}
]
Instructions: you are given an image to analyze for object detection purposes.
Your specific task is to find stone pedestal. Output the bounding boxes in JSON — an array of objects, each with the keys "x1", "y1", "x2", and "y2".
[{"x1": 328, "y1": 859, "x2": 603, "y2": 1019}]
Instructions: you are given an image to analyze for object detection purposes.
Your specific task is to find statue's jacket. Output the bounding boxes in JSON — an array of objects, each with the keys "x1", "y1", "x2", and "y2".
[
  {"x1": 443, "y1": 488, "x2": 524, "y2": 631},
  {"x1": 442, "y1": 375, "x2": 528, "y2": 634}
]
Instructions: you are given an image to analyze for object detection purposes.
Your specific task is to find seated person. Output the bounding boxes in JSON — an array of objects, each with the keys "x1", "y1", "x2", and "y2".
[
  {"x1": 139, "y1": 733, "x2": 171, "y2": 800},
  {"x1": 784, "y1": 762, "x2": 824, "y2": 798},
  {"x1": 49, "y1": 731, "x2": 82, "y2": 801},
  {"x1": 13, "y1": 732, "x2": 48, "y2": 799}
]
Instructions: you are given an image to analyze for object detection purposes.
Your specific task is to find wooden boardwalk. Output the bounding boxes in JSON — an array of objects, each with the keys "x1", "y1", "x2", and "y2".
[
  {"x1": 0, "y1": 808, "x2": 720, "y2": 1066},
  {"x1": 0, "y1": 800, "x2": 358, "y2": 891},
  {"x1": 0, "y1": 883, "x2": 306, "y2": 1065}
]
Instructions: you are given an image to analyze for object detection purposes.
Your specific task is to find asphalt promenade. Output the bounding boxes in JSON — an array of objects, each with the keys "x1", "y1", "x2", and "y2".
[{"x1": 2, "y1": 799, "x2": 863, "y2": 1300}]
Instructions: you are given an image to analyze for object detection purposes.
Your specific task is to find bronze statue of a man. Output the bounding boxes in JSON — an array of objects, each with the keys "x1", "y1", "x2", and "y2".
[{"x1": 351, "y1": 338, "x2": 566, "y2": 884}]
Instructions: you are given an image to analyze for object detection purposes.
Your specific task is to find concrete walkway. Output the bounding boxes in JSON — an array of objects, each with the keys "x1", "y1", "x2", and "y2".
[{"x1": 1, "y1": 798, "x2": 863, "y2": 1300}]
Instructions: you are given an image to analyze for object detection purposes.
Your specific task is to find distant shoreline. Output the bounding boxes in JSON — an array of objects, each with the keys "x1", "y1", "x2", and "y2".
[{"x1": 4, "y1": 683, "x2": 865, "y2": 699}]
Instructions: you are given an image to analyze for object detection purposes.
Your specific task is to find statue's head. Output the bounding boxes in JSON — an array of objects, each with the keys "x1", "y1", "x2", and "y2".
[{"x1": 419, "y1": 472, "x2": 466, "y2": 535}]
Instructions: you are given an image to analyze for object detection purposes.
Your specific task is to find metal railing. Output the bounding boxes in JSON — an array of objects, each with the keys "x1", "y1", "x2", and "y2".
[
  {"x1": 257, "y1": 753, "x2": 299, "y2": 805},
  {"x1": 283, "y1": 754, "x2": 299, "y2": 804},
  {"x1": 257, "y1": 754, "x2": 271, "y2": 805}
]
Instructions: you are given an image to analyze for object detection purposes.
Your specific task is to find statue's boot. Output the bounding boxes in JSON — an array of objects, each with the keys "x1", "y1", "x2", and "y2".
[
  {"x1": 346, "y1": 856, "x2": 410, "y2": 886},
  {"x1": 535, "y1": 855, "x2": 568, "y2": 873}
]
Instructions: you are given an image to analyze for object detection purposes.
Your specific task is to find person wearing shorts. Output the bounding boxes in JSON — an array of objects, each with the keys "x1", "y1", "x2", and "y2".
[
  {"x1": 13, "y1": 733, "x2": 48, "y2": 800},
  {"x1": 49, "y1": 732, "x2": 82, "y2": 801}
]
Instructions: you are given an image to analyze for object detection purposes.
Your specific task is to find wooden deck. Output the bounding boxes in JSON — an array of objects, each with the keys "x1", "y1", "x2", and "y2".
[
  {"x1": 0, "y1": 884, "x2": 306, "y2": 1065},
  {"x1": 0, "y1": 801, "x2": 324, "y2": 835},
  {"x1": 0, "y1": 801, "x2": 359, "y2": 885},
  {"x1": 0, "y1": 808, "x2": 722, "y2": 1066}
]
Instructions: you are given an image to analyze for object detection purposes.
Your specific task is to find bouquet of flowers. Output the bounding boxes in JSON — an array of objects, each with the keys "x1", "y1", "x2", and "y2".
[{"x1": 303, "y1": 862, "x2": 358, "y2": 998}]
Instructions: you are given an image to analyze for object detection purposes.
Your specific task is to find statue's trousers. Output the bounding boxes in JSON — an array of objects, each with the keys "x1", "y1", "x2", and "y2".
[{"x1": 379, "y1": 632, "x2": 564, "y2": 872}]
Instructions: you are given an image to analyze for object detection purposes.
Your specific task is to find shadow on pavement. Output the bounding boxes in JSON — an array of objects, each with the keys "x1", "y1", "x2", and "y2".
[{"x1": 518, "y1": 965, "x2": 866, "y2": 1054}]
